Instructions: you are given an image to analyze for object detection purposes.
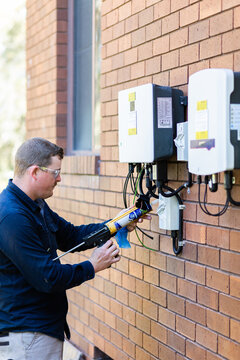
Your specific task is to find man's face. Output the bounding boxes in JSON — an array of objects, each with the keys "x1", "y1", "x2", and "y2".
[{"x1": 36, "y1": 155, "x2": 62, "y2": 199}]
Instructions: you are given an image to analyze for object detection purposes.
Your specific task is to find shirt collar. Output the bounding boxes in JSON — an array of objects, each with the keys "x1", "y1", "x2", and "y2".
[{"x1": 7, "y1": 179, "x2": 42, "y2": 213}]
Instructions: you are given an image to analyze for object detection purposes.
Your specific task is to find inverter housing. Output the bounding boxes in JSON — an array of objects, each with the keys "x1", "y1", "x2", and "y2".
[
  {"x1": 188, "y1": 68, "x2": 240, "y2": 176},
  {"x1": 118, "y1": 83, "x2": 184, "y2": 163}
]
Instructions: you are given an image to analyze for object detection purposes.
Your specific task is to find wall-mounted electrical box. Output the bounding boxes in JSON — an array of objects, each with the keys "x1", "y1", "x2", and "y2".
[
  {"x1": 157, "y1": 194, "x2": 179, "y2": 230},
  {"x1": 188, "y1": 68, "x2": 240, "y2": 175},
  {"x1": 118, "y1": 83, "x2": 185, "y2": 163}
]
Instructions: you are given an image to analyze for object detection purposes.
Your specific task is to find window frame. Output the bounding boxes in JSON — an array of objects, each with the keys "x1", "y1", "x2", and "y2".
[{"x1": 67, "y1": 0, "x2": 100, "y2": 156}]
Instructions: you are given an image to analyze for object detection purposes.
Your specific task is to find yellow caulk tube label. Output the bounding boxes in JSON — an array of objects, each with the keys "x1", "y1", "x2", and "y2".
[{"x1": 106, "y1": 198, "x2": 152, "y2": 235}]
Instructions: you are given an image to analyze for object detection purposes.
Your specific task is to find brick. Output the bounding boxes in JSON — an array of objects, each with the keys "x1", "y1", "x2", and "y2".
[
  {"x1": 136, "y1": 346, "x2": 151, "y2": 360},
  {"x1": 143, "y1": 333, "x2": 159, "y2": 357},
  {"x1": 170, "y1": 28, "x2": 188, "y2": 50},
  {"x1": 221, "y1": 250, "x2": 240, "y2": 275},
  {"x1": 143, "y1": 299, "x2": 158, "y2": 320},
  {"x1": 136, "y1": 313, "x2": 151, "y2": 334},
  {"x1": 207, "y1": 308, "x2": 229, "y2": 337},
  {"x1": 220, "y1": 293, "x2": 240, "y2": 320},
  {"x1": 129, "y1": 292, "x2": 142, "y2": 312},
  {"x1": 160, "y1": 271, "x2": 177, "y2": 293},
  {"x1": 230, "y1": 230, "x2": 240, "y2": 251},
  {"x1": 154, "y1": 0, "x2": 170, "y2": 20},
  {"x1": 210, "y1": 10, "x2": 233, "y2": 36},
  {"x1": 198, "y1": 245, "x2": 220, "y2": 268},
  {"x1": 144, "y1": 265, "x2": 159, "y2": 285},
  {"x1": 197, "y1": 285, "x2": 218, "y2": 310},
  {"x1": 146, "y1": 56, "x2": 161, "y2": 75},
  {"x1": 129, "y1": 325, "x2": 142, "y2": 347},
  {"x1": 200, "y1": 36, "x2": 221, "y2": 60},
  {"x1": 196, "y1": 324, "x2": 217, "y2": 352},
  {"x1": 139, "y1": 6, "x2": 154, "y2": 27},
  {"x1": 168, "y1": 293, "x2": 185, "y2": 316},
  {"x1": 158, "y1": 306, "x2": 175, "y2": 330},
  {"x1": 153, "y1": 34, "x2": 170, "y2": 55},
  {"x1": 122, "y1": 273, "x2": 136, "y2": 292},
  {"x1": 123, "y1": 337, "x2": 135, "y2": 358},
  {"x1": 150, "y1": 251, "x2": 166, "y2": 271},
  {"x1": 138, "y1": 42, "x2": 153, "y2": 61},
  {"x1": 168, "y1": 329, "x2": 185, "y2": 355},
  {"x1": 122, "y1": 305, "x2": 136, "y2": 326},
  {"x1": 136, "y1": 278, "x2": 150, "y2": 298},
  {"x1": 176, "y1": 315, "x2": 195, "y2": 340},
  {"x1": 162, "y1": 12, "x2": 179, "y2": 35},
  {"x1": 206, "y1": 268, "x2": 229, "y2": 293},
  {"x1": 171, "y1": 0, "x2": 189, "y2": 12},
  {"x1": 223, "y1": 0, "x2": 240, "y2": 10},
  {"x1": 116, "y1": 317, "x2": 128, "y2": 337},
  {"x1": 230, "y1": 275, "x2": 240, "y2": 298},
  {"x1": 185, "y1": 262, "x2": 205, "y2": 285},
  {"x1": 178, "y1": 278, "x2": 197, "y2": 301},
  {"x1": 129, "y1": 260, "x2": 143, "y2": 279},
  {"x1": 125, "y1": 14, "x2": 138, "y2": 33},
  {"x1": 130, "y1": 61, "x2": 145, "y2": 80},
  {"x1": 159, "y1": 342, "x2": 176, "y2": 360},
  {"x1": 189, "y1": 19, "x2": 209, "y2": 44},
  {"x1": 146, "y1": 19, "x2": 162, "y2": 41},
  {"x1": 167, "y1": 256, "x2": 184, "y2": 277},
  {"x1": 162, "y1": 49, "x2": 179, "y2": 71},
  {"x1": 110, "y1": 299, "x2": 122, "y2": 318},
  {"x1": 180, "y1": 3, "x2": 199, "y2": 27},
  {"x1": 185, "y1": 222, "x2": 206, "y2": 244},
  {"x1": 230, "y1": 319, "x2": 240, "y2": 342},
  {"x1": 186, "y1": 340, "x2": 206, "y2": 360},
  {"x1": 186, "y1": 301, "x2": 206, "y2": 325},
  {"x1": 132, "y1": 0, "x2": 146, "y2": 14},
  {"x1": 116, "y1": 286, "x2": 128, "y2": 305},
  {"x1": 151, "y1": 320, "x2": 167, "y2": 343},
  {"x1": 180, "y1": 43, "x2": 199, "y2": 66},
  {"x1": 132, "y1": 27, "x2": 145, "y2": 47},
  {"x1": 223, "y1": 28, "x2": 240, "y2": 53},
  {"x1": 207, "y1": 226, "x2": 229, "y2": 249},
  {"x1": 150, "y1": 284, "x2": 167, "y2": 307},
  {"x1": 200, "y1": 0, "x2": 221, "y2": 20},
  {"x1": 119, "y1": 33, "x2": 131, "y2": 52},
  {"x1": 218, "y1": 335, "x2": 240, "y2": 360},
  {"x1": 118, "y1": 2, "x2": 131, "y2": 21}
]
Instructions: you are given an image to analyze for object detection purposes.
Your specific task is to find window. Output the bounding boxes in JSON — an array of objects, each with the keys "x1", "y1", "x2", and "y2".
[{"x1": 67, "y1": 0, "x2": 101, "y2": 154}]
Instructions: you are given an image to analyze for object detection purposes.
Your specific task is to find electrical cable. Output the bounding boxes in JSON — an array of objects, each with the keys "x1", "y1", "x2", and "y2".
[
  {"x1": 197, "y1": 176, "x2": 229, "y2": 216},
  {"x1": 224, "y1": 171, "x2": 240, "y2": 206}
]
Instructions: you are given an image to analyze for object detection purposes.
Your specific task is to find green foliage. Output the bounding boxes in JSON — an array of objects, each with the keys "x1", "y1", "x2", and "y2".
[{"x1": 0, "y1": 1, "x2": 26, "y2": 190}]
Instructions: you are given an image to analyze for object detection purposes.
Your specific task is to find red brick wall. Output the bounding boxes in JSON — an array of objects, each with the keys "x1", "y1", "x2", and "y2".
[{"x1": 26, "y1": 1, "x2": 240, "y2": 359}]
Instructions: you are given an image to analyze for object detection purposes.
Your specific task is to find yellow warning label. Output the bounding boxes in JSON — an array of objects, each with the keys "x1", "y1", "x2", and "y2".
[
  {"x1": 197, "y1": 100, "x2": 207, "y2": 111},
  {"x1": 128, "y1": 128, "x2": 137, "y2": 135},
  {"x1": 196, "y1": 131, "x2": 208, "y2": 140},
  {"x1": 128, "y1": 92, "x2": 136, "y2": 102}
]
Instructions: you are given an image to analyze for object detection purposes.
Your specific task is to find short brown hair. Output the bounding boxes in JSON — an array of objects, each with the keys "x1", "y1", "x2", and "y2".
[{"x1": 14, "y1": 137, "x2": 64, "y2": 177}]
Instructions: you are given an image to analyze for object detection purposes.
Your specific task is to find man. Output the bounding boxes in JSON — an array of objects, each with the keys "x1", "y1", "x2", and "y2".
[{"x1": 0, "y1": 138, "x2": 148, "y2": 360}]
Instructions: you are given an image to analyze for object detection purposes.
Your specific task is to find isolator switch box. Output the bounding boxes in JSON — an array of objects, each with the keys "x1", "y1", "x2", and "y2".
[
  {"x1": 118, "y1": 83, "x2": 184, "y2": 163},
  {"x1": 188, "y1": 68, "x2": 240, "y2": 176},
  {"x1": 174, "y1": 122, "x2": 188, "y2": 161},
  {"x1": 157, "y1": 194, "x2": 179, "y2": 230}
]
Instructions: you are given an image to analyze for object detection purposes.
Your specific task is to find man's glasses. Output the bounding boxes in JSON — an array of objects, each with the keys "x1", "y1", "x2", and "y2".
[{"x1": 38, "y1": 166, "x2": 61, "y2": 179}]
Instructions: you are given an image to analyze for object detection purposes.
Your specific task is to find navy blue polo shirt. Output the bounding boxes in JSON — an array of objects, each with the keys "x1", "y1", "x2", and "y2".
[{"x1": 0, "y1": 180, "x2": 105, "y2": 341}]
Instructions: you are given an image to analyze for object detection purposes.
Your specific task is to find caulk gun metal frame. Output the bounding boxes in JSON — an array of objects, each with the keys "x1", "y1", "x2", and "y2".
[{"x1": 52, "y1": 195, "x2": 152, "y2": 262}]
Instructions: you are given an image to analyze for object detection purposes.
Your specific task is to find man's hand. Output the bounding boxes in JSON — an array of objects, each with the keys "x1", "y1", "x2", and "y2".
[
  {"x1": 126, "y1": 213, "x2": 152, "y2": 232},
  {"x1": 89, "y1": 240, "x2": 120, "y2": 273}
]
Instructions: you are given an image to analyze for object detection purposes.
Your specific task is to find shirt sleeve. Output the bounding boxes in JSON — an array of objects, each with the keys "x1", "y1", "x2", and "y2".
[
  {"x1": 0, "y1": 212, "x2": 95, "y2": 294},
  {"x1": 47, "y1": 204, "x2": 109, "y2": 252}
]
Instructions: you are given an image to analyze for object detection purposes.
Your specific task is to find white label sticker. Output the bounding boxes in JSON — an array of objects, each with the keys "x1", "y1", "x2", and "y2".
[{"x1": 157, "y1": 97, "x2": 172, "y2": 128}]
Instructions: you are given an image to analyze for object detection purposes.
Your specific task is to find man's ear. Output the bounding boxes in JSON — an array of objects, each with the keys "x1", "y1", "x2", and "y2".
[{"x1": 28, "y1": 165, "x2": 39, "y2": 181}]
